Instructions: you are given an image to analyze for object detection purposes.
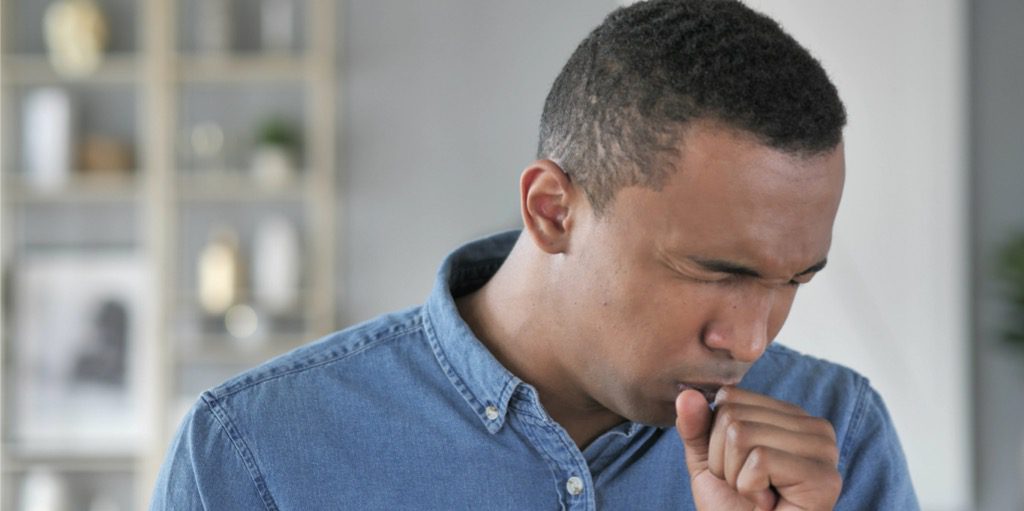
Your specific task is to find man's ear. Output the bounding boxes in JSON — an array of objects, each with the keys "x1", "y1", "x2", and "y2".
[{"x1": 519, "y1": 159, "x2": 580, "y2": 254}]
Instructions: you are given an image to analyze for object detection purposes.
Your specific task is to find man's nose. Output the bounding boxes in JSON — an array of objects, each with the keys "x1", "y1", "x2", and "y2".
[{"x1": 702, "y1": 292, "x2": 773, "y2": 363}]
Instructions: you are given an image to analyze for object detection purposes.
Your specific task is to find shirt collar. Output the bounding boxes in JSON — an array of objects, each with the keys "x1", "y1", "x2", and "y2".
[{"x1": 422, "y1": 230, "x2": 524, "y2": 434}]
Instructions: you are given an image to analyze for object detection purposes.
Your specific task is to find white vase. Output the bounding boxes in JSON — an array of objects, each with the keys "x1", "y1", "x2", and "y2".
[
  {"x1": 253, "y1": 215, "x2": 301, "y2": 315},
  {"x1": 261, "y1": 0, "x2": 295, "y2": 53},
  {"x1": 22, "y1": 87, "x2": 73, "y2": 191},
  {"x1": 20, "y1": 468, "x2": 68, "y2": 511},
  {"x1": 196, "y1": 0, "x2": 231, "y2": 55},
  {"x1": 250, "y1": 144, "x2": 296, "y2": 189}
]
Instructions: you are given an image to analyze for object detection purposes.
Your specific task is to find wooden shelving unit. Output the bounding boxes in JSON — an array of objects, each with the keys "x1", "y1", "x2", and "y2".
[
  {"x1": 2, "y1": 53, "x2": 140, "y2": 84},
  {"x1": 175, "y1": 172, "x2": 309, "y2": 202},
  {"x1": 3, "y1": 175, "x2": 142, "y2": 204},
  {"x1": 178, "y1": 54, "x2": 311, "y2": 83},
  {"x1": 0, "y1": 1, "x2": 338, "y2": 509}
]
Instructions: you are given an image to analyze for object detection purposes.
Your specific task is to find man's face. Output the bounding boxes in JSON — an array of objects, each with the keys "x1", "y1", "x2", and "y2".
[{"x1": 558, "y1": 122, "x2": 845, "y2": 427}]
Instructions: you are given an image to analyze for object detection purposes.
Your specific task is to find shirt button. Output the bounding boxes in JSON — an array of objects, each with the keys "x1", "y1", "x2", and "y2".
[
  {"x1": 566, "y1": 476, "x2": 584, "y2": 496},
  {"x1": 484, "y1": 405, "x2": 499, "y2": 421}
]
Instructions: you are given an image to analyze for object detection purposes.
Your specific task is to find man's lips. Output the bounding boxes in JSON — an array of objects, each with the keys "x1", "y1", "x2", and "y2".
[{"x1": 676, "y1": 382, "x2": 735, "y2": 404}]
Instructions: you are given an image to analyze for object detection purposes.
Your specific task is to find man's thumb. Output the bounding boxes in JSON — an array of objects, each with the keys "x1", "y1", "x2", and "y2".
[{"x1": 675, "y1": 389, "x2": 713, "y2": 476}]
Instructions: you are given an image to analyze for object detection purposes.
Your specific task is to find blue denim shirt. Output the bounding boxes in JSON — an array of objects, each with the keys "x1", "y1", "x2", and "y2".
[{"x1": 151, "y1": 231, "x2": 919, "y2": 510}]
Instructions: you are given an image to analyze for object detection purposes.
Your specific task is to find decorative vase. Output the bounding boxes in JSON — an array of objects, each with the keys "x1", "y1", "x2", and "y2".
[
  {"x1": 197, "y1": 227, "x2": 243, "y2": 316},
  {"x1": 196, "y1": 0, "x2": 232, "y2": 55},
  {"x1": 22, "y1": 87, "x2": 73, "y2": 191},
  {"x1": 20, "y1": 468, "x2": 68, "y2": 511},
  {"x1": 253, "y1": 215, "x2": 301, "y2": 315},
  {"x1": 43, "y1": 0, "x2": 108, "y2": 77},
  {"x1": 261, "y1": 0, "x2": 295, "y2": 53},
  {"x1": 250, "y1": 144, "x2": 296, "y2": 189}
]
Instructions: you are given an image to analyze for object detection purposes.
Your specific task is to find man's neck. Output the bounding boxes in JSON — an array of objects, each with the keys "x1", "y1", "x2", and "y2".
[{"x1": 454, "y1": 242, "x2": 625, "y2": 449}]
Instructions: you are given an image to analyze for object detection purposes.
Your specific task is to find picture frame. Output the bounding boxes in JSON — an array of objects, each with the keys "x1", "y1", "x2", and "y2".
[{"x1": 12, "y1": 251, "x2": 150, "y2": 452}]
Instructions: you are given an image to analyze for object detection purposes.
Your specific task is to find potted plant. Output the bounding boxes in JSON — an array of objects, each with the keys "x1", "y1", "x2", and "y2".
[
  {"x1": 250, "y1": 117, "x2": 301, "y2": 189},
  {"x1": 995, "y1": 231, "x2": 1024, "y2": 503},
  {"x1": 998, "y1": 231, "x2": 1024, "y2": 345}
]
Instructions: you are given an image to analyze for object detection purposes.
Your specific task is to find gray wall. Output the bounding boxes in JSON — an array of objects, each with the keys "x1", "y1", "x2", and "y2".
[
  {"x1": 338, "y1": 1, "x2": 615, "y2": 324},
  {"x1": 972, "y1": 0, "x2": 1024, "y2": 509}
]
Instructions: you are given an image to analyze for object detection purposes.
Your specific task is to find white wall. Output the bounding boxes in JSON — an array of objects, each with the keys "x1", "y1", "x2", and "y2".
[{"x1": 744, "y1": 2, "x2": 971, "y2": 510}]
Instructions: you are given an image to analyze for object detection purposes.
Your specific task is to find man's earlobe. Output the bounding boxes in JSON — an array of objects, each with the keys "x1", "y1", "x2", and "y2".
[{"x1": 520, "y1": 160, "x2": 575, "y2": 254}]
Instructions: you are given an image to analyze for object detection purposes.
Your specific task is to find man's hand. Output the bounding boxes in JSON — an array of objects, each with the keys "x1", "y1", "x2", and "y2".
[{"x1": 675, "y1": 387, "x2": 842, "y2": 511}]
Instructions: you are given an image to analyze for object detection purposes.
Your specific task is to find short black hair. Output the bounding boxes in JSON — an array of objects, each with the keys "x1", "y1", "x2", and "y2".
[{"x1": 537, "y1": 0, "x2": 846, "y2": 215}]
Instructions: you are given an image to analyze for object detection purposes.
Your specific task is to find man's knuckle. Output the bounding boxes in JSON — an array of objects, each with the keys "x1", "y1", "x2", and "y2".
[
  {"x1": 824, "y1": 444, "x2": 840, "y2": 467},
  {"x1": 783, "y1": 401, "x2": 807, "y2": 415},
  {"x1": 716, "y1": 405, "x2": 739, "y2": 426},
  {"x1": 746, "y1": 445, "x2": 769, "y2": 470},
  {"x1": 735, "y1": 479, "x2": 762, "y2": 500},
  {"x1": 808, "y1": 417, "x2": 836, "y2": 439},
  {"x1": 725, "y1": 420, "x2": 749, "y2": 445},
  {"x1": 823, "y1": 422, "x2": 838, "y2": 441},
  {"x1": 823, "y1": 468, "x2": 843, "y2": 495}
]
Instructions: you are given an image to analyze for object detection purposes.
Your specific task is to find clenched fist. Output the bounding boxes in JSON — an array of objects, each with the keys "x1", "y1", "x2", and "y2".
[{"x1": 676, "y1": 387, "x2": 842, "y2": 511}]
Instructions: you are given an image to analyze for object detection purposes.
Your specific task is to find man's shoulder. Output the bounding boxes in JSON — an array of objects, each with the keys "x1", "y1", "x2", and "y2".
[
  {"x1": 757, "y1": 342, "x2": 867, "y2": 387},
  {"x1": 204, "y1": 306, "x2": 429, "y2": 403},
  {"x1": 746, "y1": 343, "x2": 873, "y2": 438}
]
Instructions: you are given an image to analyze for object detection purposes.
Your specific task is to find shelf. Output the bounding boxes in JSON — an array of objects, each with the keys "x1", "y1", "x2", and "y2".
[
  {"x1": 0, "y1": 53, "x2": 312, "y2": 86},
  {"x1": 2, "y1": 443, "x2": 140, "y2": 473},
  {"x1": 176, "y1": 172, "x2": 307, "y2": 201},
  {"x1": 1, "y1": 53, "x2": 139, "y2": 85},
  {"x1": 177, "y1": 54, "x2": 310, "y2": 83},
  {"x1": 3, "y1": 174, "x2": 141, "y2": 204},
  {"x1": 2, "y1": 457, "x2": 137, "y2": 474}
]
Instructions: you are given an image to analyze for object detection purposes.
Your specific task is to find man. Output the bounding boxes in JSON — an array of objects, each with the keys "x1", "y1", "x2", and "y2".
[{"x1": 152, "y1": 1, "x2": 918, "y2": 509}]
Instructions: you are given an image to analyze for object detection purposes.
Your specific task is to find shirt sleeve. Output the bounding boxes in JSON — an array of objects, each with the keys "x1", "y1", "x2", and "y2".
[
  {"x1": 149, "y1": 396, "x2": 274, "y2": 511},
  {"x1": 835, "y1": 380, "x2": 920, "y2": 510}
]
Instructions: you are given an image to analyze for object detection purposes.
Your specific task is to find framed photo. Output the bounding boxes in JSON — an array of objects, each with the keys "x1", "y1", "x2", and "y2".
[{"x1": 12, "y1": 251, "x2": 150, "y2": 451}]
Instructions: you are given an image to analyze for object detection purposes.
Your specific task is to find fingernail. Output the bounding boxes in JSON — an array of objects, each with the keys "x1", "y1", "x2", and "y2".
[{"x1": 714, "y1": 387, "x2": 726, "y2": 405}]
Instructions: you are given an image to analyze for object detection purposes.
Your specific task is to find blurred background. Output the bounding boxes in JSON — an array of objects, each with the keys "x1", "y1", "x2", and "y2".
[{"x1": 0, "y1": 0, "x2": 1020, "y2": 510}]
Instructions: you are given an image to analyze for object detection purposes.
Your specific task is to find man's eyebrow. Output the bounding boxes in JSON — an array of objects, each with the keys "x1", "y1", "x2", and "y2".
[{"x1": 688, "y1": 257, "x2": 828, "y2": 278}]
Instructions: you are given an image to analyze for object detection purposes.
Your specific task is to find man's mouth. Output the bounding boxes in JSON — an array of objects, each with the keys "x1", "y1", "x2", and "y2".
[{"x1": 676, "y1": 382, "x2": 723, "y2": 404}]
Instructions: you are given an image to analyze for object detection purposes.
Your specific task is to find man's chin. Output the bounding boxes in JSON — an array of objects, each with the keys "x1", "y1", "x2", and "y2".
[{"x1": 620, "y1": 402, "x2": 678, "y2": 429}]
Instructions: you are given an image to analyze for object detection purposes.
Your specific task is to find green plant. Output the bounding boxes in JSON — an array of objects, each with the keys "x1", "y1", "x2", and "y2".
[
  {"x1": 255, "y1": 117, "x2": 301, "y2": 150},
  {"x1": 998, "y1": 231, "x2": 1024, "y2": 345}
]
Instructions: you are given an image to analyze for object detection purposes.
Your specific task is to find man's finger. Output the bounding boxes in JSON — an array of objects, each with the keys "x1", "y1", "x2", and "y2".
[
  {"x1": 711, "y1": 402, "x2": 838, "y2": 442},
  {"x1": 713, "y1": 420, "x2": 839, "y2": 486},
  {"x1": 734, "y1": 446, "x2": 842, "y2": 510},
  {"x1": 715, "y1": 386, "x2": 807, "y2": 416},
  {"x1": 675, "y1": 389, "x2": 713, "y2": 476}
]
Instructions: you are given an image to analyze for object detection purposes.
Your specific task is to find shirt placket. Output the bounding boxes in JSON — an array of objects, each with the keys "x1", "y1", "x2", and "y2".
[{"x1": 510, "y1": 396, "x2": 597, "y2": 511}]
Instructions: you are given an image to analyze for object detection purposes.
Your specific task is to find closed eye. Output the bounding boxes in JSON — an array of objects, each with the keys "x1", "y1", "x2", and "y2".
[
  {"x1": 692, "y1": 273, "x2": 746, "y2": 286},
  {"x1": 788, "y1": 273, "x2": 819, "y2": 287},
  {"x1": 695, "y1": 273, "x2": 812, "y2": 288},
  {"x1": 688, "y1": 257, "x2": 828, "y2": 282}
]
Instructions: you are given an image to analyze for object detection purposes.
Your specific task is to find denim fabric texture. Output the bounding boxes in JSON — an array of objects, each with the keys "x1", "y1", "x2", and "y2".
[{"x1": 151, "y1": 230, "x2": 919, "y2": 510}]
